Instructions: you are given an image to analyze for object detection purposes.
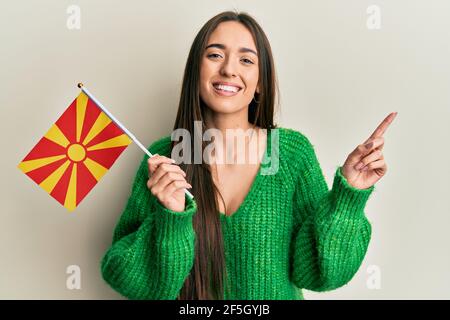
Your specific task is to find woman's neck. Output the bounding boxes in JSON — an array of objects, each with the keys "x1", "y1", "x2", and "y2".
[
  {"x1": 203, "y1": 106, "x2": 261, "y2": 165},
  {"x1": 204, "y1": 108, "x2": 255, "y2": 136}
]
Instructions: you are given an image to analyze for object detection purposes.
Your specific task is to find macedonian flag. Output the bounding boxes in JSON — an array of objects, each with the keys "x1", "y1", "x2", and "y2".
[{"x1": 18, "y1": 92, "x2": 132, "y2": 211}]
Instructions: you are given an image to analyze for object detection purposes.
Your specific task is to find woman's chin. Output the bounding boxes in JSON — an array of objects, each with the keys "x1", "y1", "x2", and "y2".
[{"x1": 209, "y1": 103, "x2": 243, "y2": 114}]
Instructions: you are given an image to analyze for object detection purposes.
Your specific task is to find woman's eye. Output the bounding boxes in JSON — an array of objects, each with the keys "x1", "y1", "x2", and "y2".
[{"x1": 207, "y1": 54, "x2": 253, "y2": 65}]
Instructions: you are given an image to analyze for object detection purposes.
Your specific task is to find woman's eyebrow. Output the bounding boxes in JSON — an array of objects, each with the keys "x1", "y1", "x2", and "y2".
[{"x1": 205, "y1": 43, "x2": 258, "y2": 56}]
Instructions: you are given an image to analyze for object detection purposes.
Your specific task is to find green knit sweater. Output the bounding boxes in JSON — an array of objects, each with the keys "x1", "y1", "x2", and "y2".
[{"x1": 100, "y1": 127, "x2": 375, "y2": 300}]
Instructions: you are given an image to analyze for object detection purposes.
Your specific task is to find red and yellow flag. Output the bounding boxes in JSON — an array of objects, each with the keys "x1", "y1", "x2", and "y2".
[{"x1": 18, "y1": 92, "x2": 132, "y2": 211}]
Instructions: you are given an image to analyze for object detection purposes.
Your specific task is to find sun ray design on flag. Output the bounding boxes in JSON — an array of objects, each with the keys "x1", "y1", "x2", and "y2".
[{"x1": 18, "y1": 92, "x2": 132, "y2": 211}]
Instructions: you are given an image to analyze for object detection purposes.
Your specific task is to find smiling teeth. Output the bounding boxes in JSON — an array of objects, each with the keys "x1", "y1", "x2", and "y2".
[{"x1": 215, "y1": 84, "x2": 240, "y2": 93}]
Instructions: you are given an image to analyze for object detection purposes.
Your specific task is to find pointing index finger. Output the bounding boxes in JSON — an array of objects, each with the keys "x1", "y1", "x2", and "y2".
[{"x1": 367, "y1": 112, "x2": 398, "y2": 140}]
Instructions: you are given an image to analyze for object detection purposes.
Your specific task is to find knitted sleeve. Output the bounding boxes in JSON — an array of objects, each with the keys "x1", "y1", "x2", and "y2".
[
  {"x1": 100, "y1": 138, "x2": 197, "y2": 299},
  {"x1": 290, "y1": 132, "x2": 375, "y2": 292}
]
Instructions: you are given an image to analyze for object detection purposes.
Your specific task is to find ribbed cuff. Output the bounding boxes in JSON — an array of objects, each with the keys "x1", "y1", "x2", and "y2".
[
  {"x1": 153, "y1": 194, "x2": 197, "y2": 242},
  {"x1": 331, "y1": 166, "x2": 375, "y2": 216}
]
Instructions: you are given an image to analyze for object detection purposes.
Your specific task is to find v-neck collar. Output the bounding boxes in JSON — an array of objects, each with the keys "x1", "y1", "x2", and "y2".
[{"x1": 219, "y1": 127, "x2": 273, "y2": 219}]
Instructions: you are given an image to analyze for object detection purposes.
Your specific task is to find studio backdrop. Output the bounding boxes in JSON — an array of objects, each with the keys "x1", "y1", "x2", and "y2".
[{"x1": 1, "y1": 0, "x2": 449, "y2": 299}]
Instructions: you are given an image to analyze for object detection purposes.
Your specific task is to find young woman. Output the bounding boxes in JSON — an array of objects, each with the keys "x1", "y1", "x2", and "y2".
[{"x1": 101, "y1": 11, "x2": 397, "y2": 300}]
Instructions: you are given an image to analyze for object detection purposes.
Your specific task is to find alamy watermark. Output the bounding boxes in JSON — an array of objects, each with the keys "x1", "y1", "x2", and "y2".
[
  {"x1": 366, "y1": 264, "x2": 381, "y2": 290},
  {"x1": 169, "y1": 122, "x2": 279, "y2": 175},
  {"x1": 66, "y1": 5, "x2": 81, "y2": 30},
  {"x1": 66, "y1": 264, "x2": 81, "y2": 290},
  {"x1": 366, "y1": 5, "x2": 381, "y2": 30}
]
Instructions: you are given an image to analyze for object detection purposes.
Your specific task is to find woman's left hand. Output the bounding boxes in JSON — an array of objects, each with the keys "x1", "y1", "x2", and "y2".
[{"x1": 341, "y1": 112, "x2": 398, "y2": 190}]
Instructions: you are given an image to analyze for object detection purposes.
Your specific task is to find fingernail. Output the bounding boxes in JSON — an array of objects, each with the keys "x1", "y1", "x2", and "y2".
[
  {"x1": 170, "y1": 159, "x2": 176, "y2": 163},
  {"x1": 355, "y1": 162, "x2": 364, "y2": 170},
  {"x1": 365, "y1": 142, "x2": 373, "y2": 149}
]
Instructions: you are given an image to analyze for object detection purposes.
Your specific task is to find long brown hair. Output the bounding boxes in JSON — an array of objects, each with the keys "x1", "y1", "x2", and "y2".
[{"x1": 171, "y1": 11, "x2": 279, "y2": 300}]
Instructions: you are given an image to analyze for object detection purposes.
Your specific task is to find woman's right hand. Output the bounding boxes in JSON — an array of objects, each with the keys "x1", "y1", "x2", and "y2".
[{"x1": 146, "y1": 154, "x2": 192, "y2": 212}]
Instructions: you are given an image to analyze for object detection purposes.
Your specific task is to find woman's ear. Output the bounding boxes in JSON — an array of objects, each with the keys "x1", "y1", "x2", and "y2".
[{"x1": 256, "y1": 84, "x2": 260, "y2": 94}]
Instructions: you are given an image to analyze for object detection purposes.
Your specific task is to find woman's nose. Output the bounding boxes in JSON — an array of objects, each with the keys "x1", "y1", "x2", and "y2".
[{"x1": 220, "y1": 57, "x2": 237, "y2": 77}]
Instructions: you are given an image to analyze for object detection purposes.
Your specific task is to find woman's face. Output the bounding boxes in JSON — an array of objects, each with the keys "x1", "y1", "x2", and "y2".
[{"x1": 199, "y1": 21, "x2": 259, "y2": 116}]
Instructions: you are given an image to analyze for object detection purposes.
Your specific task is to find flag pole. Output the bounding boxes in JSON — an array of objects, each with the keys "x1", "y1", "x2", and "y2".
[{"x1": 77, "y1": 83, "x2": 194, "y2": 200}]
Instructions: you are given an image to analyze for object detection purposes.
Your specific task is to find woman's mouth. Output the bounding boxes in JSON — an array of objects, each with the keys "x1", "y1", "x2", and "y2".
[{"x1": 212, "y1": 83, "x2": 242, "y2": 97}]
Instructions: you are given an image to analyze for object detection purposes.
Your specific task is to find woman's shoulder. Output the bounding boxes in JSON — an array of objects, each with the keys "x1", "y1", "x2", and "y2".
[
  {"x1": 275, "y1": 126, "x2": 309, "y2": 141},
  {"x1": 266, "y1": 126, "x2": 319, "y2": 183},
  {"x1": 147, "y1": 134, "x2": 172, "y2": 157},
  {"x1": 273, "y1": 126, "x2": 316, "y2": 159}
]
